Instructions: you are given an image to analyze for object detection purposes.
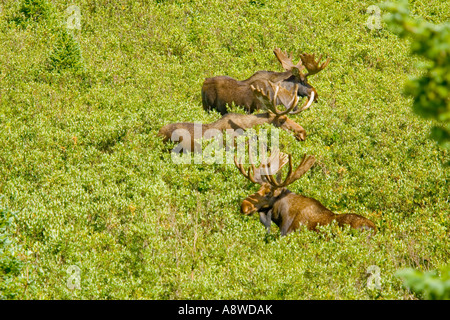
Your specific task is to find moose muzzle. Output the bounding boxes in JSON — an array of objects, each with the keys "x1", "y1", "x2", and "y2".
[{"x1": 241, "y1": 200, "x2": 257, "y2": 215}]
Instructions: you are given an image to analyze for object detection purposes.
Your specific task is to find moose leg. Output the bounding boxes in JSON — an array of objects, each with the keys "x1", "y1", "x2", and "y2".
[
  {"x1": 259, "y1": 210, "x2": 272, "y2": 234},
  {"x1": 280, "y1": 212, "x2": 296, "y2": 236}
]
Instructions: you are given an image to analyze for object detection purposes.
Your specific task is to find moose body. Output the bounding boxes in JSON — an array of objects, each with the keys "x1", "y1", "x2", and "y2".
[
  {"x1": 202, "y1": 48, "x2": 329, "y2": 115},
  {"x1": 202, "y1": 72, "x2": 314, "y2": 115},
  {"x1": 157, "y1": 112, "x2": 306, "y2": 152},
  {"x1": 253, "y1": 189, "x2": 377, "y2": 236},
  {"x1": 235, "y1": 150, "x2": 377, "y2": 236}
]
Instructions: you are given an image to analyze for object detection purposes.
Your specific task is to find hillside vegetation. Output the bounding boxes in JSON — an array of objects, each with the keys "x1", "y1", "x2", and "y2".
[{"x1": 0, "y1": 0, "x2": 448, "y2": 299}]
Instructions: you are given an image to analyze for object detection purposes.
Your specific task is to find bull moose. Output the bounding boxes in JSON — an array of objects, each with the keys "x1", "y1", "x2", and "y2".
[
  {"x1": 201, "y1": 48, "x2": 330, "y2": 115},
  {"x1": 158, "y1": 82, "x2": 314, "y2": 152},
  {"x1": 234, "y1": 149, "x2": 377, "y2": 236}
]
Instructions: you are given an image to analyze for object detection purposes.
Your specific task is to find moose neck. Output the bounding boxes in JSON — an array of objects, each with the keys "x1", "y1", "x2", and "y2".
[{"x1": 266, "y1": 188, "x2": 292, "y2": 219}]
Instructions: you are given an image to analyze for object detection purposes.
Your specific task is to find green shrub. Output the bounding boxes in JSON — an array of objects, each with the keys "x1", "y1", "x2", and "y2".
[
  {"x1": 47, "y1": 27, "x2": 85, "y2": 73},
  {"x1": 396, "y1": 265, "x2": 450, "y2": 300},
  {"x1": 383, "y1": 0, "x2": 450, "y2": 151},
  {"x1": 9, "y1": 0, "x2": 55, "y2": 27},
  {"x1": 0, "y1": 196, "x2": 25, "y2": 299}
]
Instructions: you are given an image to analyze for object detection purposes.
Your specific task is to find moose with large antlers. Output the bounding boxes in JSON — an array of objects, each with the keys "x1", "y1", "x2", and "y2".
[
  {"x1": 201, "y1": 48, "x2": 330, "y2": 115},
  {"x1": 234, "y1": 149, "x2": 377, "y2": 236},
  {"x1": 158, "y1": 82, "x2": 314, "y2": 152}
]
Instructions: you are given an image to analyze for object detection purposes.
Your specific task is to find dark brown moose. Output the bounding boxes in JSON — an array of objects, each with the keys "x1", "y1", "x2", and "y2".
[
  {"x1": 201, "y1": 48, "x2": 330, "y2": 115},
  {"x1": 234, "y1": 149, "x2": 377, "y2": 236},
  {"x1": 158, "y1": 83, "x2": 312, "y2": 152}
]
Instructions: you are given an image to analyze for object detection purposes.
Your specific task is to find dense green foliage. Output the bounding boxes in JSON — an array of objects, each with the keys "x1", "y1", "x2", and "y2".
[
  {"x1": 46, "y1": 27, "x2": 85, "y2": 73},
  {"x1": 0, "y1": 197, "x2": 26, "y2": 299},
  {"x1": 0, "y1": 0, "x2": 448, "y2": 299},
  {"x1": 383, "y1": 0, "x2": 450, "y2": 151},
  {"x1": 9, "y1": 0, "x2": 56, "y2": 27},
  {"x1": 383, "y1": 0, "x2": 450, "y2": 299},
  {"x1": 396, "y1": 264, "x2": 450, "y2": 300}
]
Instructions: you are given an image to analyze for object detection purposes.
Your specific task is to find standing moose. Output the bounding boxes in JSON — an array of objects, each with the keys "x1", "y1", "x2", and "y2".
[
  {"x1": 201, "y1": 48, "x2": 330, "y2": 115},
  {"x1": 234, "y1": 149, "x2": 377, "y2": 236}
]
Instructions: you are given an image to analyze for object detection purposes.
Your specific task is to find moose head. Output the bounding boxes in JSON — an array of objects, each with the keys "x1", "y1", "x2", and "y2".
[{"x1": 272, "y1": 48, "x2": 331, "y2": 105}]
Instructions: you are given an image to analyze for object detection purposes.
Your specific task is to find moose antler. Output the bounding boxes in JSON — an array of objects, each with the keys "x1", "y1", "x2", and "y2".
[
  {"x1": 273, "y1": 48, "x2": 306, "y2": 81},
  {"x1": 251, "y1": 82, "x2": 299, "y2": 115},
  {"x1": 262, "y1": 153, "x2": 316, "y2": 188},
  {"x1": 299, "y1": 53, "x2": 331, "y2": 77},
  {"x1": 259, "y1": 147, "x2": 289, "y2": 175},
  {"x1": 234, "y1": 147, "x2": 289, "y2": 185},
  {"x1": 234, "y1": 153, "x2": 259, "y2": 184},
  {"x1": 251, "y1": 82, "x2": 314, "y2": 115},
  {"x1": 274, "y1": 48, "x2": 331, "y2": 79}
]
